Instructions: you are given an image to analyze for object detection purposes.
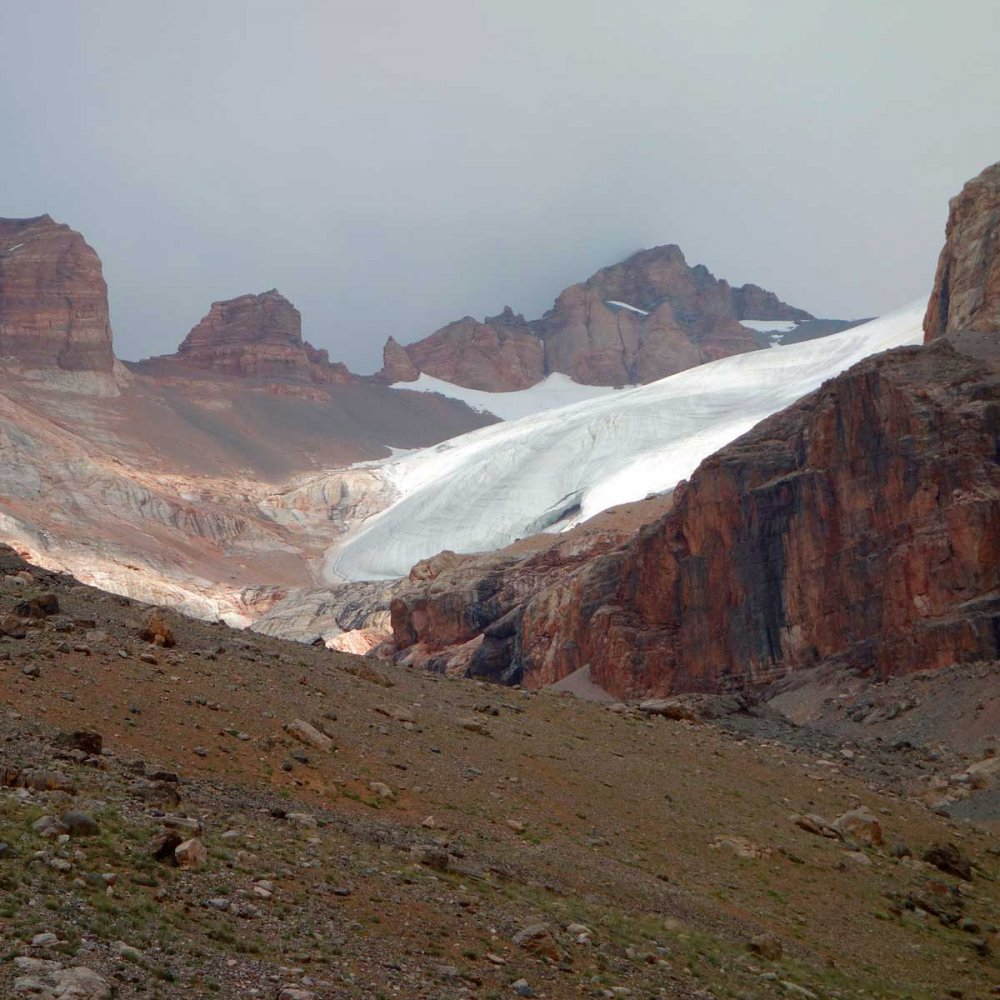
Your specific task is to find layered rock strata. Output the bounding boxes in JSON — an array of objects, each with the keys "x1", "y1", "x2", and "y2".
[
  {"x1": 0, "y1": 215, "x2": 115, "y2": 372},
  {"x1": 173, "y1": 289, "x2": 352, "y2": 383}
]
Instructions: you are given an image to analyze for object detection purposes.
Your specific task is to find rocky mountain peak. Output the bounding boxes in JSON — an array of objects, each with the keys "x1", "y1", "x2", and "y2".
[
  {"x1": 172, "y1": 289, "x2": 351, "y2": 383},
  {"x1": 924, "y1": 160, "x2": 1000, "y2": 341},
  {"x1": 380, "y1": 243, "x2": 821, "y2": 390},
  {"x1": 0, "y1": 214, "x2": 115, "y2": 373}
]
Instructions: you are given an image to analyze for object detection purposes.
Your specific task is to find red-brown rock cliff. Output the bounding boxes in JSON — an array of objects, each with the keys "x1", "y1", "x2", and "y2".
[
  {"x1": 173, "y1": 289, "x2": 352, "y2": 383},
  {"x1": 0, "y1": 215, "x2": 115, "y2": 372},
  {"x1": 381, "y1": 245, "x2": 819, "y2": 389},
  {"x1": 925, "y1": 161, "x2": 1000, "y2": 341}
]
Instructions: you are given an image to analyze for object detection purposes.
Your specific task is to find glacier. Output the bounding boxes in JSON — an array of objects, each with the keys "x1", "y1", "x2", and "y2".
[
  {"x1": 390, "y1": 371, "x2": 622, "y2": 420},
  {"x1": 328, "y1": 302, "x2": 925, "y2": 582}
]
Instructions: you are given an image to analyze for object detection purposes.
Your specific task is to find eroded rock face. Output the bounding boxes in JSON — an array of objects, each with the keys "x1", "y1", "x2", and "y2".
[
  {"x1": 384, "y1": 308, "x2": 544, "y2": 391},
  {"x1": 389, "y1": 166, "x2": 1000, "y2": 699},
  {"x1": 389, "y1": 342, "x2": 1000, "y2": 698},
  {"x1": 379, "y1": 336, "x2": 419, "y2": 382},
  {"x1": 924, "y1": 161, "x2": 1000, "y2": 340},
  {"x1": 387, "y1": 498, "x2": 673, "y2": 681},
  {"x1": 174, "y1": 289, "x2": 352, "y2": 383},
  {"x1": 0, "y1": 215, "x2": 115, "y2": 372},
  {"x1": 379, "y1": 245, "x2": 814, "y2": 388}
]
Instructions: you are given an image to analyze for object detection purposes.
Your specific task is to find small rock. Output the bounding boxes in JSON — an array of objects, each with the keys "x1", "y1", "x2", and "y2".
[
  {"x1": 923, "y1": 842, "x2": 973, "y2": 881},
  {"x1": 284, "y1": 719, "x2": 333, "y2": 751},
  {"x1": 15, "y1": 593, "x2": 60, "y2": 618},
  {"x1": 60, "y1": 810, "x2": 100, "y2": 837},
  {"x1": 414, "y1": 846, "x2": 449, "y2": 870},
  {"x1": 57, "y1": 729, "x2": 103, "y2": 755},
  {"x1": 138, "y1": 608, "x2": 175, "y2": 647},
  {"x1": 369, "y1": 780, "x2": 394, "y2": 800},
  {"x1": 149, "y1": 830, "x2": 184, "y2": 861},
  {"x1": 30, "y1": 932, "x2": 59, "y2": 947},
  {"x1": 175, "y1": 837, "x2": 208, "y2": 871},
  {"x1": 512, "y1": 923, "x2": 561, "y2": 961},
  {"x1": 32, "y1": 815, "x2": 68, "y2": 838},
  {"x1": 512, "y1": 980, "x2": 535, "y2": 998},
  {"x1": 831, "y1": 806, "x2": 883, "y2": 847},
  {"x1": 748, "y1": 932, "x2": 783, "y2": 961}
]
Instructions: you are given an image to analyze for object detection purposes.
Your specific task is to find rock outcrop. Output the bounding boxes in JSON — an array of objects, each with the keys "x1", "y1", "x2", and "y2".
[
  {"x1": 171, "y1": 289, "x2": 352, "y2": 383},
  {"x1": 0, "y1": 215, "x2": 115, "y2": 372},
  {"x1": 389, "y1": 167, "x2": 1000, "y2": 699},
  {"x1": 924, "y1": 161, "x2": 1000, "y2": 341},
  {"x1": 383, "y1": 308, "x2": 545, "y2": 391},
  {"x1": 381, "y1": 245, "x2": 821, "y2": 388},
  {"x1": 391, "y1": 340, "x2": 1000, "y2": 697}
]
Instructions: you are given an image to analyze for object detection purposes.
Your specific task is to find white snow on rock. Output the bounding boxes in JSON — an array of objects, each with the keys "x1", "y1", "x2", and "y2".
[
  {"x1": 390, "y1": 372, "x2": 622, "y2": 420},
  {"x1": 328, "y1": 302, "x2": 924, "y2": 582},
  {"x1": 738, "y1": 319, "x2": 800, "y2": 333},
  {"x1": 604, "y1": 300, "x2": 651, "y2": 316}
]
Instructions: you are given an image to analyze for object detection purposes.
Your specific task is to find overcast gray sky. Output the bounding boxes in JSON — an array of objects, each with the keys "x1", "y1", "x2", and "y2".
[{"x1": 2, "y1": 1, "x2": 997, "y2": 371}]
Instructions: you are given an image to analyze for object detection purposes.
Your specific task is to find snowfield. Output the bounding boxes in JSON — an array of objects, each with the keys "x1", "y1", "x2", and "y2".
[
  {"x1": 738, "y1": 319, "x2": 800, "y2": 334},
  {"x1": 390, "y1": 372, "x2": 622, "y2": 420},
  {"x1": 328, "y1": 302, "x2": 925, "y2": 581}
]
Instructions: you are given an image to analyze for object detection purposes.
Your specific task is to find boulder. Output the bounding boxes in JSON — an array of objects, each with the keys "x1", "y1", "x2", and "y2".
[
  {"x1": 512, "y1": 923, "x2": 562, "y2": 961},
  {"x1": 922, "y1": 842, "x2": 973, "y2": 881},
  {"x1": 175, "y1": 837, "x2": 208, "y2": 871},
  {"x1": 138, "y1": 608, "x2": 175, "y2": 647},
  {"x1": 831, "y1": 807, "x2": 883, "y2": 847},
  {"x1": 284, "y1": 719, "x2": 333, "y2": 752}
]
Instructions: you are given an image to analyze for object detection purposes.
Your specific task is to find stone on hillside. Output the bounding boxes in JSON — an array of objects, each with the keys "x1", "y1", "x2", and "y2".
[
  {"x1": 60, "y1": 810, "x2": 100, "y2": 836},
  {"x1": 923, "y1": 842, "x2": 973, "y2": 881},
  {"x1": 14, "y1": 593, "x2": 60, "y2": 618},
  {"x1": 413, "y1": 846, "x2": 449, "y2": 870},
  {"x1": 831, "y1": 807, "x2": 883, "y2": 847},
  {"x1": 792, "y1": 813, "x2": 840, "y2": 839},
  {"x1": 369, "y1": 780, "x2": 394, "y2": 800},
  {"x1": 748, "y1": 932, "x2": 783, "y2": 961},
  {"x1": 56, "y1": 729, "x2": 103, "y2": 755},
  {"x1": 710, "y1": 834, "x2": 772, "y2": 859},
  {"x1": 512, "y1": 923, "x2": 562, "y2": 961},
  {"x1": 14, "y1": 963, "x2": 112, "y2": 999},
  {"x1": 32, "y1": 815, "x2": 69, "y2": 838},
  {"x1": 638, "y1": 698, "x2": 700, "y2": 721},
  {"x1": 175, "y1": 837, "x2": 208, "y2": 871},
  {"x1": 284, "y1": 719, "x2": 333, "y2": 751},
  {"x1": 149, "y1": 830, "x2": 184, "y2": 861},
  {"x1": 138, "y1": 608, "x2": 175, "y2": 647}
]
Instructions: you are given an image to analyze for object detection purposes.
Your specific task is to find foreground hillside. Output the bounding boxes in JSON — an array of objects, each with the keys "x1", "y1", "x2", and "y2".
[{"x1": 0, "y1": 548, "x2": 997, "y2": 999}]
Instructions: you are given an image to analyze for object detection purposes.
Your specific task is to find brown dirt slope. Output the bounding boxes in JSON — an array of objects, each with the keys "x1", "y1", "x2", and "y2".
[{"x1": 0, "y1": 546, "x2": 997, "y2": 999}]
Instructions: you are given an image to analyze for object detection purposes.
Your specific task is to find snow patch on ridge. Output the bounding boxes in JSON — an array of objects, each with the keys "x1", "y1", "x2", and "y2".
[
  {"x1": 328, "y1": 303, "x2": 925, "y2": 582},
  {"x1": 605, "y1": 300, "x2": 650, "y2": 316},
  {"x1": 738, "y1": 319, "x2": 800, "y2": 333}
]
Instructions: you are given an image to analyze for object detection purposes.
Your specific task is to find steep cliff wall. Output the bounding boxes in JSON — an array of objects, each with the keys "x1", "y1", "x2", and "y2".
[{"x1": 0, "y1": 215, "x2": 115, "y2": 373}]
